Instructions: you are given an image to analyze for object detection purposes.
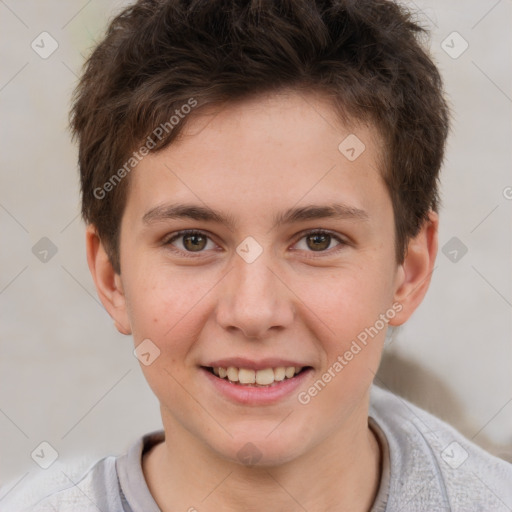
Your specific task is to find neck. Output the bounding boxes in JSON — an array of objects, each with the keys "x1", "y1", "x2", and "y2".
[{"x1": 143, "y1": 402, "x2": 381, "y2": 512}]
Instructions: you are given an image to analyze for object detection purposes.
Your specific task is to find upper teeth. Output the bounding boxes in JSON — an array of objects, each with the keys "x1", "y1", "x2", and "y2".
[{"x1": 212, "y1": 366, "x2": 302, "y2": 385}]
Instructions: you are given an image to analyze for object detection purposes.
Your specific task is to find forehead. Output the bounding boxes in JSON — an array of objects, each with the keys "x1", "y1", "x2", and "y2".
[{"x1": 125, "y1": 90, "x2": 388, "y2": 222}]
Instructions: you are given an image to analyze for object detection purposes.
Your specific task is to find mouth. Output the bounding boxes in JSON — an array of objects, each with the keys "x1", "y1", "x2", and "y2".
[{"x1": 201, "y1": 365, "x2": 312, "y2": 387}]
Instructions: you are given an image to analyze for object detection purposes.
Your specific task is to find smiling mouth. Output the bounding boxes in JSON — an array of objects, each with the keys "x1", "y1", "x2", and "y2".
[{"x1": 202, "y1": 366, "x2": 312, "y2": 387}]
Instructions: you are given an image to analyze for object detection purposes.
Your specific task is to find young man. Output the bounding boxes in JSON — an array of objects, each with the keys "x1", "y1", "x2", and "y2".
[{"x1": 5, "y1": 0, "x2": 512, "y2": 510}]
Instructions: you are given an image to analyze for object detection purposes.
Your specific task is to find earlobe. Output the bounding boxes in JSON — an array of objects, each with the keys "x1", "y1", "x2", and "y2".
[
  {"x1": 389, "y1": 211, "x2": 438, "y2": 326},
  {"x1": 85, "y1": 225, "x2": 132, "y2": 335}
]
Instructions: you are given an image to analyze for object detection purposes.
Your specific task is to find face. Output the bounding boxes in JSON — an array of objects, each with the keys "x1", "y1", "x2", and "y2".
[{"x1": 102, "y1": 91, "x2": 418, "y2": 465}]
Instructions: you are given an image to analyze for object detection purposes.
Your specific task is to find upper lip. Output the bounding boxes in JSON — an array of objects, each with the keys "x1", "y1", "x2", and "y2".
[{"x1": 202, "y1": 358, "x2": 309, "y2": 371}]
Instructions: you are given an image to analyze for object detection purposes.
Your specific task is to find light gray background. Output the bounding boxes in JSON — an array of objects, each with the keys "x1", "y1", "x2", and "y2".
[{"x1": 1, "y1": 0, "x2": 511, "y2": 492}]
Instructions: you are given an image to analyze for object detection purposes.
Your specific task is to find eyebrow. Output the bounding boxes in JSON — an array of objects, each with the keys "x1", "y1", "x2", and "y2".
[{"x1": 142, "y1": 202, "x2": 369, "y2": 230}]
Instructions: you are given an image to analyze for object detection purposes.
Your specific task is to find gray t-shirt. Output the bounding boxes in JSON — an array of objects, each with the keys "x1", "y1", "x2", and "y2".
[{"x1": 2, "y1": 385, "x2": 511, "y2": 511}]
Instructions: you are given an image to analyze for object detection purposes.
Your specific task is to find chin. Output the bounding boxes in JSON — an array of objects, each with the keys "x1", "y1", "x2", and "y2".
[{"x1": 211, "y1": 429, "x2": 308, "y2": 468}]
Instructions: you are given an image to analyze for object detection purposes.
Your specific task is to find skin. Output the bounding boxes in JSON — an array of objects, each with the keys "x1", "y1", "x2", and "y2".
[{"x1": 87, "y1": 90, "x2": 438, "y2": 512}]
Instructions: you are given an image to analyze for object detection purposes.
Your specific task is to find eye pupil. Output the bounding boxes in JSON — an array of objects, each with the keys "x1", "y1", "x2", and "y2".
[
  {"x1": 306, "y1": 233, "x2": 330, "y2": 251},
  {"x1": 184, "y1": 234, "x2": 207, "y2": 251}
]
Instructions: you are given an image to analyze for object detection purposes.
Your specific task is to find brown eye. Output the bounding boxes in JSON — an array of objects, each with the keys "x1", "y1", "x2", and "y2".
[
  {"x1": 293, "y1": 230, "x2": 344, "y2": 253},
  {"x1": 182, "y1": 233, "x2": 207, "y2": 251},
  {"x1": 166, "y1": 231, "x2": 215, "y2": 253},
  {"x1": 306, "y1": 233, "x2": 331, "y2": 251}
]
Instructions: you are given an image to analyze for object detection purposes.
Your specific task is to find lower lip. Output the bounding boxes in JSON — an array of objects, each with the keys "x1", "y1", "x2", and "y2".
[{"x1": 200, "y1": 367, "x2": 313, "y2": 405}]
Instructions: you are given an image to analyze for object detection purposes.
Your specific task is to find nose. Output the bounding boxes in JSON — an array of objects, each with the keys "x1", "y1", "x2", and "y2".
[{"x1": 215, "y1": 252, "x2": 295, "y2": 339}]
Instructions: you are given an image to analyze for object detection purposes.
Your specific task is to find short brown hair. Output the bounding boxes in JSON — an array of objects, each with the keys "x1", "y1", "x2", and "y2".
[{"x1": 71, "y1": 0, "x2": 449, "y2": 273}]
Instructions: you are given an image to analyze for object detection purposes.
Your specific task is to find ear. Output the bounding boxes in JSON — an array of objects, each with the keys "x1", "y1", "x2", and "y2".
[
  {"x1": 85, "y1": 225, "x2": 132, "y2": 335},
  {"x1": 389, "y1": 211, "x2": 438, "y2": 326}
]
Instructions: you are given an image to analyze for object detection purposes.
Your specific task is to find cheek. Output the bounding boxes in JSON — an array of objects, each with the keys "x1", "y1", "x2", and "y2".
[
  {"x1": 124, "y1": 269, "x2": 213, "y2": 407},
  {"x1": 293, "y1": 263, "x2": 394, "y2": 339},
  {"x1": 123, "y1": 265, "x2": 219, "y2": 359},
  {"x1": 125, "y1": 263, "x2": 188, "y2": 327},
  {"x1": 292, "y1": 263, "x2": 394, "y2": 405},
  {"x1": 297, "y1": 271, "x2": 390, "y2": 416}
]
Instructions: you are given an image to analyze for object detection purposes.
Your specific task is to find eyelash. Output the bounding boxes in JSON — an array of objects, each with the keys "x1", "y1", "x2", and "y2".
[{"x1": 163, "y1": 229, "x2": 348, "y2": 257}]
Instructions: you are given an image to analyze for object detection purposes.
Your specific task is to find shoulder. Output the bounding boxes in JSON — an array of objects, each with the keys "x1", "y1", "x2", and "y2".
[
  {"x1": 369, "y1": 385, "x2": 512, "y2": 511},
  {"x1": 0, "y1": 455, "x2": 122, "y2": 512}
]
